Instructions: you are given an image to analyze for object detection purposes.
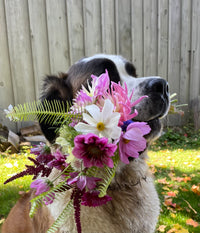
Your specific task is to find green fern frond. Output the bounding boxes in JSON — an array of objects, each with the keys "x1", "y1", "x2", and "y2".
[
  {"x1": 47, "y1": 200, "x2": 74, "y2": 233},
  {"x1": 5, "y1": 100, "x2": 81, "y2": 126},
  {"x1": 97, "y1": 154, "x2": 119, "y2": 198}
]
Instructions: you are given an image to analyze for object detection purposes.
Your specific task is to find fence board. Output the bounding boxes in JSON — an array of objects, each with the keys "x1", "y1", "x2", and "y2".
[
  {"x1": 5, "y1": 0, "x2": 35, "y2": 103},
  {"x1": 46, "y1": 0, "x2": 70, "y2": 73},
  {"x1": 143, "y1": 0, "x2": 158, "y2": 76},
  {"x1": 131, "y1": 0, "x2": 143, "y2": 77},
  {"x1": 158, "y1": 0, "x2": 168, "y2": 80},
  {"x1": 28, "y1": 0, "x2": 51, "y2": 99},
  {"x1": 101, "y1": 0, "x2": 116, "y2": 54},
  {"x1": 66, "y1": 0, "x2": 84, "y2": 65},
  {"x1": 180, "y1": 0, "x2": 191, "y2": 106},
  {"x1": 116, "y1": 0, "x2": 132, "y2": 61},
  {"x1": 0, "y1": 1, "x2": 16, "y2": 132},
  {"x1": 83, "y1": 0, "x2": 102, "y2": 56}
]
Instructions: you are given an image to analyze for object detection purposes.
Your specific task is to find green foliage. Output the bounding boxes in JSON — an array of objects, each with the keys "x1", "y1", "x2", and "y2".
[{"x1": 151, "y1": 124, "x2": 200, "y2": 150}]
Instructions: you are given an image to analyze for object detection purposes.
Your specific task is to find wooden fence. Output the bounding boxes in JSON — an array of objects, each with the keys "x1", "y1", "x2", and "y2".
[{"x1": 0, "y1": 0, "x2": 200, "y2": 132}]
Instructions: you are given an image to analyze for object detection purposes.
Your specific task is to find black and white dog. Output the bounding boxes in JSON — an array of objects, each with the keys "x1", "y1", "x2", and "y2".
[{"x1": 2, "y1": 54, "x2": 170, "y2": 233}]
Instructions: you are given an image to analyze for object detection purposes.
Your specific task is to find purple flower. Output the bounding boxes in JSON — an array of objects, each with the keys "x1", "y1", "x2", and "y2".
[
  {"x1": 72, "y1": 133, "x2": 117, "y2": 168},
  {"x1": 30, "y1": 179, "x2": 50, "y2": 195},
  {"x1": 119, "y1": 122, "x2": 151, "y2": 164},
  {"x1": 47, "y1": 149, "x2": 68, "y2": 170},
  {"x1": 81, "y1": 190, "x2": 112, "y2": 207},
  {"x1": 67, "y1": 172, "x2": 101, "y2": 191}
]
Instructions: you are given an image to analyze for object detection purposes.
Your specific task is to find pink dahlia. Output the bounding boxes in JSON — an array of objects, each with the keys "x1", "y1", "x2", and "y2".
[
  {"x1": 67, "y1": 172, "x2": 101, "y2": 191},
  {"x1": 81, "y1": 190, "x2": 112, "y2": 207},
  {"x1": 119, "y1": 122, "x2": 151, "y2": 164},
  {"x1": 109, "y1": 82, "x2": 147, "y2": 125},
  {"x1": 72, "y1": 133, "x2": 117, "y2": 168}
]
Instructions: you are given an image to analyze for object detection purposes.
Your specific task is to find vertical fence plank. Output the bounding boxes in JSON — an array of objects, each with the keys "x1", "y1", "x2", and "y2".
[
  {"x1": 0, "y1": 1, "x2": 16, "y2": 131},
  {"x1": 66, "y1": 0, "x2": 84, "y2": 65},
  {"x1": 190, "y1": 0, "x2": 200, "y2": 129},
  {"x1": 83, "y1": 0, "x2": 102, "y2": 56},
  {"x1": 46, "y1": 0, "x2": 70, "y2": 73},
  {"x1": 168, "y1": 0, "x2": 181, "y2": 125},
  {"x1": 5, "y1": 0, "x2": 35, "y2": 104},
  {"x1": 179, "y1": 0, "x2": 191, "y2": 120},
  {"x1": 101, "y1": 0, "x2": 116, "y2": 54},
  {"x1": 158, "y1": 0, "x2": 168, "y2": 80},
  {"x1": 116, "y1": 0, "x2": 132, "y2": 61},
  {"x1": 28, "y1": 0, "x2": 50, "y2": 99},
  {"x1": 131, "y1": 0, "x2": 144, "y2": 76},
  {"x1": 143, "y1": 0, "x2": 158, "y2": 76}
]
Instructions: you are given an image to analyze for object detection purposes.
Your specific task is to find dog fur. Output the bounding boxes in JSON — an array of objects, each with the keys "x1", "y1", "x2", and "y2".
[{"x1": 2, "y1": 54, "x2": 170, "y2": 233}]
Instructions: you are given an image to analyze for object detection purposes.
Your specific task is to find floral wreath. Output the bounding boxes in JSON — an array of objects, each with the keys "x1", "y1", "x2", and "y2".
[{"x1": 4, "y1": 70, "x2": 151, "y2": 233}]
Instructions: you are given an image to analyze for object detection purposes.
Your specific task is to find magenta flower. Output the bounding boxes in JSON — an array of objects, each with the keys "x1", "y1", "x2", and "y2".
[
  {"x1": 81, "y1": 190, "x2": 112, "y2": 207},
  {"x1": 47, "y1": 149, "x2": 68, "y2": 170},
  {"x1": 67, "y1": 172, "x2": 101, "y2": 191},
  {"x1": 72, "y1": 133, "x2": 117, "y2": 168},
  {"x1": 30, "y1": 179, "x2": 50, "y2": 195},
  {"x1": 119, "y1": 122, "x2": 151, "y2": 164}
]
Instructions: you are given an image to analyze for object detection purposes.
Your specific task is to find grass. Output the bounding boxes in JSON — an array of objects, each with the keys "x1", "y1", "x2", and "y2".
[{"x1": 0, "y1": 126, "x2": 200, "y2": 232}]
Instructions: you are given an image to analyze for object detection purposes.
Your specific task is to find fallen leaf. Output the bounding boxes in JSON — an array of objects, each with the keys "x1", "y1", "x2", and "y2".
[
  {"x1": 157, "y1": 225, "x2": 167, "y2": 232},
  {"x1": 191, "y1": 184, "x2": 200, "y2": 196},
  {"x1": 157, "y1": 177, "x2": 169, "y2": 185},
  {"x1": 167, "y1": 191, "x2": 177, "y2": 197},
  {"x1": 186, "y1": 218, "x2": 199, "y2": 227},
  {"x1": 167, "y1": 224, "x2": 189, "y2": 233}
]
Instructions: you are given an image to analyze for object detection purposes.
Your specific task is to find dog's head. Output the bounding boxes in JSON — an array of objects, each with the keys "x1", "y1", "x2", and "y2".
[{"x1": 40, "y1": 54, "x2": 170, "y2": 148}]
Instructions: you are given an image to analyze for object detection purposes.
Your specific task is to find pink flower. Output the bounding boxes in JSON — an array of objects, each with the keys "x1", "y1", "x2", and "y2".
[
  {"x1": 119, "y1": 122, "x2": 151, "y2": 164},
  {"x1": 109, "y1": 82, "x2": 147, "y2": 125},
  {"x1": 67, "y1": 172, "x2": 101, "y2": 191},
  {"x1": 31, "y1": 143, "x2": 54, "y2": 164},
  {"x1": 47, "y1": 149, "x2": 68, "y2": 170},
  {"x1": 81, "y1": 190, "x2": 112, "y2": 207},
  {"x1": 30, "y1": 179, "x2": 50, "y2": 195},
  {"x1": 72, "y1": 133, "x2": 117, "y2": 168}
]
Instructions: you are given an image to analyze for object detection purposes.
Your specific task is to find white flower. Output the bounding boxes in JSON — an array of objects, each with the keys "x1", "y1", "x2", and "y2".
[{"x1": 74, "y1": 99, "x2": 121, "y2": 140}]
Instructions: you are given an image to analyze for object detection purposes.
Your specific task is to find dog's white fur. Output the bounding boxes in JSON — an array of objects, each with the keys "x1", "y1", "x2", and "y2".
[{"x1": 2, "y1": 54, "x2": 169, "y2": 233}]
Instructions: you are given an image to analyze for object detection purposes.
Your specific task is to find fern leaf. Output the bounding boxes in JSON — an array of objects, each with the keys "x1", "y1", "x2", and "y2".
[
  {"x1": 97, "y1": 154, "x2": 119, "y2": 198},
  {"x1": 47, "y1": 200, "x2": 74, "y2": 233},
  {"x1": 5, "y1": 100, "x2": 81, "y2": 126}
]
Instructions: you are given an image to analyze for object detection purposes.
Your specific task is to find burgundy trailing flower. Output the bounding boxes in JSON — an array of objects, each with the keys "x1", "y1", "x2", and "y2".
[
  {"x1": 72, "y1": 133, "x2": 117, "y2": 168},
  {"x1": 47, "y1": 149, "x2": 68, "y2": 170},
  {"x1": 81, "y1": 190, "x2": 112, "y2": 207}
]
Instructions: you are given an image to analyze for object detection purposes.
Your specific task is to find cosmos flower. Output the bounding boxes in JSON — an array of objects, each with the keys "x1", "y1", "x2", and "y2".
[
  {"x1": 72, "y1": 133, "x2": 117, "y2": 168},
  {"x1": 74, "y1": 99, "x2": 121, "y2": 140},
  {"x1": 119, "y1": 121, "x2": 151, "y2": 164}
]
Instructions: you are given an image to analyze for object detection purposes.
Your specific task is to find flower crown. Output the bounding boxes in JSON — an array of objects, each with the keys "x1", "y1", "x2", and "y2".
[{"x1": 4, "y1": 70, "x2": 151, "y2": 233}]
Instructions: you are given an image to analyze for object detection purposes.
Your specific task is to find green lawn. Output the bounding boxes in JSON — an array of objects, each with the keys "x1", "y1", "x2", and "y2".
[{"x1": 0, "y1": 127, "x2": 200, "y2": 233}]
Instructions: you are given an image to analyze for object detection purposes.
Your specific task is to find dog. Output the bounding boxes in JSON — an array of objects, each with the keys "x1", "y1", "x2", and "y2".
[{"x1": 2, "y1": 54, "x2": 170, "y2": 233}]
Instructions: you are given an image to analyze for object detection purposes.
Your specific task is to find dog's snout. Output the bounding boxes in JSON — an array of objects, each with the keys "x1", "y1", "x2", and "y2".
[{"x1": 148, "y1": 79, "x2": 169, "y2": 96}]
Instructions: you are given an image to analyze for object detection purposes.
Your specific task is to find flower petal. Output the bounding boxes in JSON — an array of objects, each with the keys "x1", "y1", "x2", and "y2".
[{"x1": 85, "y1": 104, "x2": 101, "y2": 122}]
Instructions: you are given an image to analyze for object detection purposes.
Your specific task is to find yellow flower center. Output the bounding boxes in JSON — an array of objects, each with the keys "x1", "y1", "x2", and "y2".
[
  {"x1": 123, "y1": 138, "x2": 130, "y2": 144},
  {"x1": 97, "y1": 122, "x2": 105, "y2": 131}
]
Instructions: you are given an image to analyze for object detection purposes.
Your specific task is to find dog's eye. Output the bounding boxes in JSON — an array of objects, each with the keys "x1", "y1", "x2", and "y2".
[{"x1": 125, "y1": 62, "x2": 137, "y2": 77}]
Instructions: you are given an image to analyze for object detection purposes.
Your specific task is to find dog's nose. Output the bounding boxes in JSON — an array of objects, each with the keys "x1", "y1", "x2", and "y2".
[{"x1": 148, "y1": 79, "x2": 169, "y2": 96}]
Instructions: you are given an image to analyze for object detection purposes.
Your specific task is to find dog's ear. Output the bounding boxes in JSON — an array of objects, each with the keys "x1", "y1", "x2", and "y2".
[{"x1": 40, "y1": 73, "x2": 73, "y2": 143}]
